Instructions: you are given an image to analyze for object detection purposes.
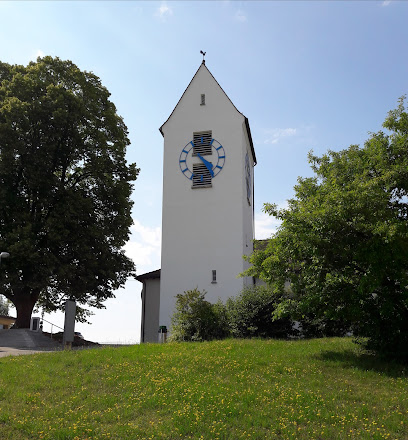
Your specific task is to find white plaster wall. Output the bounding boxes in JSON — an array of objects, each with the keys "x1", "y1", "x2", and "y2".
[{"x1": 159, "y1": 64, "x2": 255, "y2": 331}]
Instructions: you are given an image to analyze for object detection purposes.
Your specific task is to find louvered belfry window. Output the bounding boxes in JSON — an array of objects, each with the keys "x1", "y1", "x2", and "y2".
[
  {"x1": 192, "y1": 163, "x2": 212, "y2": 187},
  {"x1": 193, "y1": 131, "x2": 212, "y2": 156},
  {"x1": 191, "y1": 130, "x2": 213, "y2": 188}
]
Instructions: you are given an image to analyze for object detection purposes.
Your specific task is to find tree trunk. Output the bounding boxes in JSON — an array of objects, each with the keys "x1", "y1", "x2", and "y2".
[{"x1": 12, "y1": 291, "x2": 39, "y2": 329}]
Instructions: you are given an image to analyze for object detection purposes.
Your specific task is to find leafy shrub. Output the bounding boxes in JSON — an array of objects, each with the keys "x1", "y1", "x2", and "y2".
[
  {"x1": 296, "y1": 314, "x2": 352, "y2": 338},
  {"x1": 353, "y1": 294, "x2": 408, "y2": 361},
  {"x1": 226, "y1": 286, "x2": 295, "y2": 339},
  {"x1": 170, "y1": 288, "x2": 228, "y2": 342}
]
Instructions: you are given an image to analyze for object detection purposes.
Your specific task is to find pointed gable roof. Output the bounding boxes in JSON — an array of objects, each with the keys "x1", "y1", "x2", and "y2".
[{"x1": 159, "y1": 61, "x2": 256, "y2": 165}]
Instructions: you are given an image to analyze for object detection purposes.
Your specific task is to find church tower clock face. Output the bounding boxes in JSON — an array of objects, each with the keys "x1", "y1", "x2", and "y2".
[{"x1": 179, "y1": 130, "x2": 225, "y2": 188}]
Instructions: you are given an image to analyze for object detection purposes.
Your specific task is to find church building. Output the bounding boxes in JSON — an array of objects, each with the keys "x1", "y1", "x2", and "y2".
[{"x1": 137, "y1": 60, "x2": 256, "y2": 343}]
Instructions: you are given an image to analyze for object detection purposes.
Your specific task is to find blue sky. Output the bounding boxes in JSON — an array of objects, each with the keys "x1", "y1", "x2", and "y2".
[{"x1": 1, "y1": 1, "x2": 407, "y2": 343}]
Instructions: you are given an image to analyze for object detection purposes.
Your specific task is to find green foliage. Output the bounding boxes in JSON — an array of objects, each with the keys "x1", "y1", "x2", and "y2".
[
  {"x1": 226, "y1": 285, "x2": 295, "y2": 338},
  {"x1": 171, "y1": 286, "x2": 295, "y2": 342},
  {"x1": 0, "y1": 56, "x2": 139, "y2": 327},
  {"x1": 296, "y1": 313, "x2": 352, "y2": 339},
  {"x1": 170, "y1": 288, "x2": 229, "y2": 341},
  {"x1": 244, "y1": 97, "x2": 408, "y2": 360}
]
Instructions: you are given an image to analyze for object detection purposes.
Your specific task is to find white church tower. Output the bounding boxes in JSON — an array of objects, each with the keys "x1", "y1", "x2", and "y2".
[{"x1": 137, "y1": 60, "x2": 256, "y2": 342}]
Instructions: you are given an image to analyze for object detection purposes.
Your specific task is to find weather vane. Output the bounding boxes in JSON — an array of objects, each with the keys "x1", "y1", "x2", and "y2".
[{"x1": 200, "y1": 50, "x2": 206, "y2": 63}]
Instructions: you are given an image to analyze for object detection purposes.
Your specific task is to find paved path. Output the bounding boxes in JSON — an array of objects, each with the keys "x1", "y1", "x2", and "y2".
[{"x1": 0, "y1": 329, "x2": 62, "y2": 358}]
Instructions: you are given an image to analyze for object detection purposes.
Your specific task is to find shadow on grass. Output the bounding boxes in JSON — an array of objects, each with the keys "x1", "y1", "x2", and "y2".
[{"x1": 316, "y1": 349, "x2": 407, "y2": 378}]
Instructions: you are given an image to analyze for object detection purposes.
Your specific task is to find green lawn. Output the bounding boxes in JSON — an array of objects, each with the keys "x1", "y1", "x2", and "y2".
[{"x1": 0, "y1": 338, "x2": 407, "y2": 439}]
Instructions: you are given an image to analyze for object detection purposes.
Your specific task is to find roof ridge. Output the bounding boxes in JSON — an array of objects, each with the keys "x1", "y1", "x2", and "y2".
[{"x1": 159, "y1": 62, "x2": 256, "y2": 164}]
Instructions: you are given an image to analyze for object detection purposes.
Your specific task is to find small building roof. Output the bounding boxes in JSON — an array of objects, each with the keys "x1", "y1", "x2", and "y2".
[{"x1": 136, "y1": 269, "x2": 161, "y2": 282}]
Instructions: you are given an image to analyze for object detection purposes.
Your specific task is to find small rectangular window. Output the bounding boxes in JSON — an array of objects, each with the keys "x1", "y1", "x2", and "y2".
[
  {"x1": 193, "y1": 130, "x2": 212, "y2": 156},
  {"x1": 212, "y1": 270, "x2": 217, "y2": 283},
  {"x1": 201, "y1": 94, "x2": 205, "y2": 105}
]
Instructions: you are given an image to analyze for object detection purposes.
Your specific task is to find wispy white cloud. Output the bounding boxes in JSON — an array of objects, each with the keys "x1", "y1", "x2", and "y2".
[
  {"x1": 155, "y1": 1, "x2": 173, "y2": 21},
  {"x1": 382, "y1": 0, "x2": 392, "y2": 6},
  {"x1": 124, "y1": 219, "x2": 161, "y2": 274},
  {"x1": 131, "y1": 219, "x2": 161, "y2": 248},
  {"x1": 234, "y1": 9, "x2": 247, "y2": 22},
  {"x1": 31, "y1": 49, "x2": 45, "y2": 61},
  {"x1": 258, "y1": 124, "x2": 316, "y2": 146},
  {"x1": 255, "y1": 212, "x2": 280, "y2": 240},
  {"x1": 255, "y1": 206, "x2": 286, "y2": 240},
  {"x1": 263, "y1": 128, "x2": 297, "y2": 145}
]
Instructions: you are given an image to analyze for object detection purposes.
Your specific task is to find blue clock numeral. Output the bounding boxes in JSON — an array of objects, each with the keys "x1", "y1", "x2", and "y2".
[
  {"x1": 216, "y1": 165, "x2": 223, "y2": 169},
  {"x1": 180, "y1": 159, "x2": 186, "y2": 163},
  {"x1": 182, "y1": 149, "x2": 188, "y2": 154},
  {"x1": 216, "y1": 146, "x2": 223, "y2": 151},
  {"x1": 182, "y1": 168, "x2": 188, "y2": 173},
  {"x1": 190, "y1": 141, "x2": 194, "y2": 148},
  {"x1": 190, "y1": 173, "x2": 195, "y2": 180},
  {"x1": 201, "y1": 136, "x2": 203, "y2": 144},
  {"x1": 219, "y1": 156, "x2": 225, "y2": 159},
  {"x1": 210, "y1": 139, "x2": 214, "y2": 145},
  {"x1": 200, "y1": 175, "x2": 203, "y2": 182}
]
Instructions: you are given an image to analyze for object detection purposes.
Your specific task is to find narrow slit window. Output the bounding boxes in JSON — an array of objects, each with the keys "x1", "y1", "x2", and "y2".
[
  {"x1": 212, "y1": 270, "x2": 217, "y2": 283},
  {"x1": 201, "y1": 94, "x2": 205, "y2": 105}
]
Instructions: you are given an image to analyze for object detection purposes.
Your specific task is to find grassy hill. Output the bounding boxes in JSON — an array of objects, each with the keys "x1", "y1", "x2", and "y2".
[{"x1": 0, "y1": 338, "x2": 407, "y2": 439}]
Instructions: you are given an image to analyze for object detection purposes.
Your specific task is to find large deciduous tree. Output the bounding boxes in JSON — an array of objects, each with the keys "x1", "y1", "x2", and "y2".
[
  {"x1": 0, "y1": 57, "x2": 139, "y2": 328},
  {"x1": 245, "y1": 97, "x2": 408, "y2": 359}
]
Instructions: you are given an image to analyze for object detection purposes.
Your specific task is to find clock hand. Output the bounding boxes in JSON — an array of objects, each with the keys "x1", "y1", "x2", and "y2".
[{"x1": 197, "y1": 153, "x2": 214, "y2": 177}]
